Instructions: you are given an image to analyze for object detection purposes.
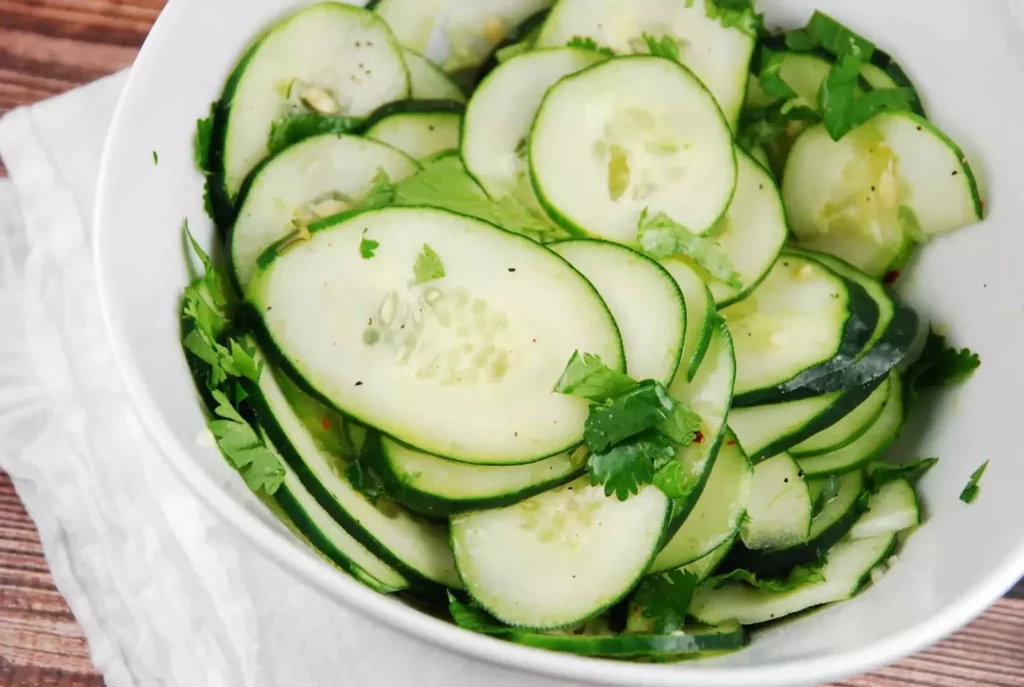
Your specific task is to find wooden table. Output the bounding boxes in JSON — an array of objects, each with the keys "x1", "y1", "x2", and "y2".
[{"x1": 0, "y1": 1, "x2": 1022, "y2": 685}]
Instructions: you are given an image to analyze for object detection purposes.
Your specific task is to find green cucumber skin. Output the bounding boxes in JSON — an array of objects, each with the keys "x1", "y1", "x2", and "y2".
[
  {"x1": 734, "y1": 262, "x2": 881, "y2": 408},
  {"x1": 868, "y1": 48, "x2": 927, "y2": 118},
  {"x1": 504, "y1": 623, "x2": 748, "y2": 658},
  {"x1": 366, "y1": 435, "x2": 583, "y2": 518},
  {"x1": 361, "y1": 98, "x2": 467, "y2": 131},
  {"x1": 529, "y1": 55, "x2": 739, "y2": 241},
  {"x1": 474, "y1": 9, "x2": 552, "y2": 83},
  {"x1": 723, "y1": 472, "x2": 868, "y2": 577},
  {"x1": 686, "y1": 289, "x2": 716, "y2": 382}
]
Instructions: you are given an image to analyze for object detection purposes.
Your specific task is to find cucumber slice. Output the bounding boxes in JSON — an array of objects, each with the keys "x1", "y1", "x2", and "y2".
[
  {"x1": 726, "y1": 470, "x2": 866, "y2": 577},
  {"x1": 249, "y1": 359, "x2": 460, "y2": 588},
  {"x1": 649, "y1": 433, "x2": 752, "y2": 573},
  {"x1": 661, "y1": 259, "x2": 714, "y2": 383},
  {"x1": 729, "y1": 380, "x2": 883, "y2": 463},
  {"x1": 789, "y1": 376, "x2": 890, "y2": 458},
  {"x1": 530, "y1": 56, "x2": 737, "y2": 243},
  {"x1": 660, "y1": 320, "x2": 736, "y2": 524},
  {"x1": 462, "y1": 48, "x2": 605, "y2": 212},
  {"x1": 703, "y1": 149, "x2": 788, "y2": 307},
  {"x1": 374, "y1": 0, "x2": 555, "y2": 73},
  {"x1": 534, "y1": 0, "x2": 756, "y2": 127},
  {"x1": 219, "y1": 4, "x2": 409, "y2": 202},
  {"x1": 250, "y1": 207, "x2": 623, "y2": 465},
  {"x1": 451, "y1": 478, "x2": 669, "y2": 628},
  {"x1": 847, "y1": 478, "x2": 920, "y2": 540},
  {"x1": 784, "y1": 113, "x2": 984, "y2": 278},
  {"x1": 374, "y1": 437, "x2": 580, "y2": 517},
  {"x1": 740, "y1": 453, "x2": 813, "y2": 550},
  {"x1": 684, "y1": 535, "x2": 737, "y2": 582},
  {"x1": 691, "y1": 533, "x2": 896, "y2": 626},
  {"x1": 364, "y1": 101, "x2": 464, "y2": 159},
  {"x1": 267, "y1": 438, "x2": 409, "y2": 593},
  {"x1": 508, "y1": 622, "x2": 747, "y2": 659},
  {"x1": 860, "y1": 48, "x2": 926, "y2": 117},
  {"x1": 724, "y1": 253, "x2": 878, "y2": 404},
  {"x1": 795, "y1": 373, "x2": 904, "y2": 478},
  {"x1": 404, "y1": 49, "x2": 466, "y2": 102},
  {"x1": 230, "y1": 134, "x2": 417, "y2": 290},
  {"x1": 550, "y1": 240, "x2": 685, "y2": 385}
]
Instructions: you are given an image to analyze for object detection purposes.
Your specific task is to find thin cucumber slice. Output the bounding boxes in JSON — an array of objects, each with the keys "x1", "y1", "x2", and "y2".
[
  {"x1": 704, "y1": 149, "x2": 788, "y2": 307},
  {"x1": 729, "y1": 380, "x2": 882, "y2": 463},
  {"x1": 691, "y1": 533, "x2": 896, "y2": 626},
  {"x1": 250, "y1": 207, "x2": 623, "y2": 465},
  {"x1": 374, "y1": 0, "x2": 555, "y2": 73},
  {"x1": 861, "y1": 48, "x2": 926, "y2": 117},
  {"x1": 659, "y1": 320, "x2": 737, "y2": 526},
  {"x1": 530, "y1": 56, "x2": 738, "y2": 243},
  {"x1": 266, "y1": 438, "x2": 410, "y2": 592},
  {"x1": 726, "y1": 470, "x2": 866, "y2": 577},
  {"x1": 510, "y1": 622, "x2": 747, "y2": 659},
  {"x1": 795, "y1": 373, "x2": 904, "y2": 478},
  {"x1": 740, "y1": 453, "x2": 812, "y2": 550},
  {"x1": 249, "y1": 359, "x2": 460, "y2": 588},
  {"x1": 229, "y1": 134, "x2": 417, "y2": 290},
  {"x1": 403, "y1": 49, "x2": 466, "y2": 102},
  {"x1": 661, "y1": 259, "x2": 714, "y2": 383},
  {"x1": 790, "y1": 376, "x2": 890, "y2": 458},
  {"x1": 451, "y1": 478, "x2": 669, "y2": 628},
  {"x1": 364, "y1": 101, "x2": 464, "y2": 159},
  {"x1": 724, "y1": 253, "x2": 878, "y2": 403},
  {"x1": 550, "y1": 240, "x2": 685, "y2": 385},
  {"x1": 649, "y1": 433, "x2": 752, "y2": 573},
  {"x1": 219, "y1": 4, "x2": 409, "y2": 202},
  {"x1": 784, "y1": 113, "x2": 983, "y2": 278},
  {"x1": 374, "y1": 436, "x2": 580, "y2": 517},
  {"x1": 534, "y1": 0, "x2": 756, "y2": 127},
  {"x1": 847, "y1": 478, "x2": 920, "y2": 540},
  {"x1": 749, "y1": 143, "x2": 773, "y2": 173},
  {"x1": 461, "y1": 48, "x2": 605, "y2": 212},
  {"x1": 684, "y1": 534, "x2": 737, "y2": 582}
]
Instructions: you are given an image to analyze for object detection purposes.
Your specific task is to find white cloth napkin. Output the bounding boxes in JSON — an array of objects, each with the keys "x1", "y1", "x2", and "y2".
[{"x1": 0, "y1": 73, "x2": 580, "y2": 687}]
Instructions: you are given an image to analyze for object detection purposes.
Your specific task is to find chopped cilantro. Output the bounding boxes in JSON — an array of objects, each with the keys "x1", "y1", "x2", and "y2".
[
  {"x1": 552, "y1": 351, "x2": 637, "y2": 402},
  {"x1": 758, "y1": 48, "x2": 798, "y2": 100},
  {"x1": 905, "y1": 331, "x2": 981, "y2": 405},
  {"x1": 267, "y1": 112, "x2": 362, "y2": 157},
  {"x1": 565, "y1": 36, "x2": 615, "y2": 57},
  {"x1": 959, "y1": 460, "x2": 989, "y2": 504},
  {"x1": 631, "y1": 569, "x2": 700, "y2": 633},
  {"x1": 783, "y1": 29, "x2": 815, "y2": 52},
  {"x1": 704, "y1": 0, "x2": 762, "y2": 37},
  {"x1": 588, "y1": 431, "x2": 678, "y2": 500},
  {"x1": 359, "y1": 229, "x2": 379, "y2": 259},
  {"x1": 584, "y1": 381, "x2": 696, "y2": 453},
  {"x1": 637, "y1": 209, "x2": 742, "y2": 288},
  {"x1": 360, "y1": 169, "x2": 397, "y2": 210},
  {"x1": 209, "y1": 390, "x2": 284, "y2": 495},
  {"x1": 194, "y1": 102, "x2": 217, "y2": 173},
  {"x1": 818, "y1": 52, "x2": 914, "y2": 141},
  {"x1": 152, "y1": 151, "x2": 159, "y2": 165},
  {"x1": 641, "y1": 33, "x2": 681, "y2": 62},
  {"x1": 703, "y1": 560, "x2": 826, "y2": 593},
  {"x1": 866, "y1": 458, "x2": 939, "y2": 490},
  {"x1": 799, "y1": 11, "x2": 875, "y2": 61},
  {"x1": 413, "y1": 244, "x2": 445, "y2": 284}
]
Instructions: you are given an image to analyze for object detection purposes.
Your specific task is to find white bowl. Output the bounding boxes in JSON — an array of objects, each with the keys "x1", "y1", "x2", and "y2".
[{"x1": 94, "y1": 1, "x2": 1024, "y2": 685}]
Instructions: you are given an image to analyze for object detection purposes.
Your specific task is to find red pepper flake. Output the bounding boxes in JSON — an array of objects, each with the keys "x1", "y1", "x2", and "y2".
[
  {"x1": 726, "y1": 440, "x2": 736, "y2": 446},
  {"x1": 693, "y1": 431, "x2": 704, "y2": 444},
  {"x1": 883, "y1": 270, "x2": 901, "y2": 285},
  {"x1": 320, "y1": 418, "x2": 331, "y2": 431}
]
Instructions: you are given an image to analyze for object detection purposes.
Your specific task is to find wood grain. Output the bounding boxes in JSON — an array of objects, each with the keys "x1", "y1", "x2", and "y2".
[{"x1": 0, "y1": 2, "x2": 1022, "y2": 686}]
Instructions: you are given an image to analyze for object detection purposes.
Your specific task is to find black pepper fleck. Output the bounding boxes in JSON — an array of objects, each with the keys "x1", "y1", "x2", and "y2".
[
  {"x1": 784, "y1": 478, "x2": 789, "y2": 483},
  {"x1": 428, "y1": 125, "x2": 435, "y2": 131},
  {"x1": 916, "y1": 125, "x2": 923, "y2": 131},
  {"x1": 508, "y1": 268, "x2": 516, "y2": 272},
  {"x1": 952, "y1": 170, "x2": 959, "y2": 176},
  {"x1": 355, "y1": 381, "x2": 363, "y2": 387}
]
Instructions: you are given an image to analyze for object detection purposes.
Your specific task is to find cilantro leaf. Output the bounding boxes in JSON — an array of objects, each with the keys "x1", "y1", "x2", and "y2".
[
  {"x1": 637, "y1": 210, "x2": 742, "y2": 288},
  {"x1": 653, "y1": 457, "x2": 702, "y2": 501},
  {"x1": 566, "y1": 36, "x2": 615, "y2": 57},
  {"x1": 587, "y1": 431, "x2": 678, "y2": 500},
  {"x1": 413, "y1": 244, "x2": 445, "y2": 284},
  {"x1": 229, "y1": 339, "x2": 263, "y2": 383},
  {"x1": 704, "y1": 0, "x2": 762, "y2": 37},
  {"x1": 802, "y1": 11, "x2": 875, "y2": 60},
  {"x1": 959, "y1": 460, "x2": 989, "y2": 504},
  {"x1": 905, "y1": 331, "x2": 981, "y2": 405},
  {"x1": 209, "y1": 390, "x2": 284, "y2": 495},
  {"x1": 703, "y1": 560, "x2": 826, "y2": 593},
  {"x1": 448, "y1": 593, "x2": 510, "y2": 635},
  {"x1": 345, "y1": 459, "x2": 388, "y2": 505},
  {"x1": 360, "y1": 169, "x2": 397, "y2": 210},
  {"x1": 818, "y1": 53, "x2": 915, "y2": 141},
  {"x1": 584, "y1": 382, "x2": 686, "y2": 453},
  {"x1": 866, "y1": 458, "x2": 938, "y2": 490},
  {"x1": 641, "y1": 33, "x2": 680, "y2": 62},
  {"x1": 267, "y1": 112, "x2": 362, "y2": 157},
  {"x1": 758, "y1": 48, "x2": 798, "y2": 100},
  {"x1": 553, "y1": 351, "x2": 637, "y2": 401},
  {"x1": 783, "y1": 29, "x2": 815, "y2": 52},
  {"x1": 631, "y1": 569, "x2": 699, "y2": 633},
  {"x1": 184, "y1": 221, "x2": 228, "y2": 310},
  {"x1": 152, "y1": 151, "x2": 159, "y2": 165},
  {"x1": 194, "y1": 102, "x2": 217, "y2": 173},
  {"x1": 360, "y1": 229, "x2": 379, "y2": 259}
]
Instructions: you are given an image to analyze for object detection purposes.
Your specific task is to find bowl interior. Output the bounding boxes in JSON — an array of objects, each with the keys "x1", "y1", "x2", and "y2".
[{"x1": 94, "y1": 0, "x2": 1024, "y2": 685}]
